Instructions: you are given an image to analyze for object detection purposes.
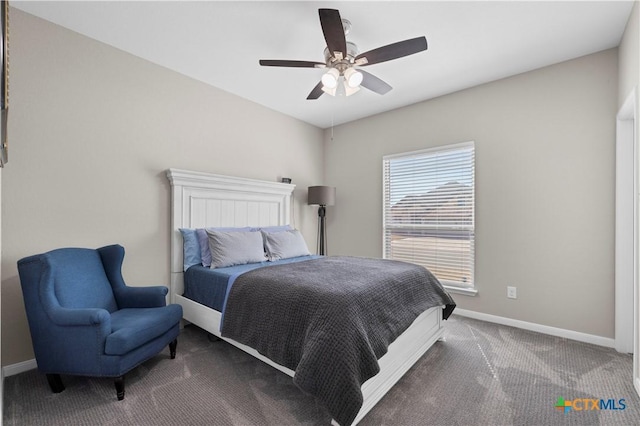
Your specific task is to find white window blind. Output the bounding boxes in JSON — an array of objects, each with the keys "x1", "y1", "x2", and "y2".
[{"x1": 383, "y1": 142, "x2": 475, "y2": 289}]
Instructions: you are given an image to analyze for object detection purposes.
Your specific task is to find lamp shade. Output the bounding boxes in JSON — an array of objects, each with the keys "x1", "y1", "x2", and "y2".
[{"x1": 308, "y1": 186, "x2": 336, "y2": 206}]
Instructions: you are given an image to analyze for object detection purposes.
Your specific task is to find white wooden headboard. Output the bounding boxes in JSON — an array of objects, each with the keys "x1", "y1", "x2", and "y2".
[{"x1": 166, "y1": 168, "x2": 295, "y2": 301}]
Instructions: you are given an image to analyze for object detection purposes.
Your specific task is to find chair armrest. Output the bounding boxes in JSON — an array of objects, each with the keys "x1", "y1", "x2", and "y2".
[
  {"x1": 48, "y1": 307, "x2": 111, "y2": 327},
  {"x1": 114, "y1": 286, "x2": 168, "y2": 308},
  {"x1": 38, "y1": 308, "x2": 112, "y2": 370}
]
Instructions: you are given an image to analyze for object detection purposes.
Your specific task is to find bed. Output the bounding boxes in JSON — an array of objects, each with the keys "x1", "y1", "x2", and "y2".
[{"x1": 166, "y1": 168, "x2": 455, "y2": 425}]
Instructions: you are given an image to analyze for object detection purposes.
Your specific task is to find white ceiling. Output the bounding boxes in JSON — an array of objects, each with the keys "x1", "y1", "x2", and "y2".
[{"x1": 12, "y1": 1, "x2": 635, "y2": 129}]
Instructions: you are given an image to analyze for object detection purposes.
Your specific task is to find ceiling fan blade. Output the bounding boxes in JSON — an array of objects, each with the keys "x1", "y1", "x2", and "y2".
[
  {"x1": 307, "y1": 81, "x2": 325, "y2": 100},
  {"x1": 319, "y1": 9, "x2": 347, "y2": 59},
  {"x1": 259, "y1": 60, "x2": 325, "y2": 68},
  {"x1": 359, "y1": 70, "x2": 392, "y2": 95},
  {"x1": 355, "y1": 36, "x2": 428, "y2": 66}
]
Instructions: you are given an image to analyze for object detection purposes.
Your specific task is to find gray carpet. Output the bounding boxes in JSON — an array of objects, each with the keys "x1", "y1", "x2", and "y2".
[{"x1": 4, "y1": 315, "x2": 640, "y2": 425}]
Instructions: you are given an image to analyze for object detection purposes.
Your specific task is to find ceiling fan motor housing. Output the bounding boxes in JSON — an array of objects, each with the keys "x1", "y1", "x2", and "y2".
[{"x1": 324, "y1": 41, "x2": 360, "y2": 73}]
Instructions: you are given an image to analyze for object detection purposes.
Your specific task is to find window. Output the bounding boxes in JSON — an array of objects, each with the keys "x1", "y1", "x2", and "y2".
[{"x1": 383, "y1": 142, "x2": 475, "y2": 292}]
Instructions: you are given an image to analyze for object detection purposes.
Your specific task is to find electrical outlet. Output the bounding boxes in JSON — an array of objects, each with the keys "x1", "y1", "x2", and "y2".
[{"x1": 507, "y1": 286, "x2": 517, "y2": 299}]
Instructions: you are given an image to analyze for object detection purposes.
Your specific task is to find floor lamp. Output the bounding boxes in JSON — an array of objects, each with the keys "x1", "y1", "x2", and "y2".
[{"x1": 308, "y1": 186, "x2": 336, "y2": 256}]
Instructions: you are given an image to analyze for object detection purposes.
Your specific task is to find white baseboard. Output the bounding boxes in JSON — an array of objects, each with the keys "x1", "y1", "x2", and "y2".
[
  {"x1": 2, "y1": 358, "x2": 37, "y2": 377},
  {"x1": 0, "y1": 311, "x2": 615, "y2": 377},
  {"x1": 453, "y1": 309, "x2": 615, "y2": 348}
]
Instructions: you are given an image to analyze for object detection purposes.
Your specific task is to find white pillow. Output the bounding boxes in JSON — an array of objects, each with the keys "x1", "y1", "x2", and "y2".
[
  {"x1": 262, "y1": 229, "x2": 311, "y2": 261},
  {"x1": 206, "y1": 229, "x2": 265, "y2": 268}
]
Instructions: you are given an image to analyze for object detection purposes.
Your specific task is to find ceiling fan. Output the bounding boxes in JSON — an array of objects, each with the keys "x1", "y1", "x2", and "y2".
[{"x1": 259, "y1": 8, "x2": 428, "y2": 100}]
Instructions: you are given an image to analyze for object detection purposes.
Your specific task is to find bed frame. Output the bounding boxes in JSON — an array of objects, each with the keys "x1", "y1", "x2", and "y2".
[{"x1": 167, "y1": 168, "x2": 445, "y2": 425}]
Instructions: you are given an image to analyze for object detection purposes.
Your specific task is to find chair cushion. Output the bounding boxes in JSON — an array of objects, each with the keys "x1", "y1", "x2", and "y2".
[{"x1": 105, "y1": 305, "x2": 182, "y2": 355}]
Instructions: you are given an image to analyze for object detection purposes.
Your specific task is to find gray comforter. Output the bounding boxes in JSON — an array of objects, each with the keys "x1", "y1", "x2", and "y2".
[{"x1": 221, "y1": 256, "x2": 455, "y2": 425}]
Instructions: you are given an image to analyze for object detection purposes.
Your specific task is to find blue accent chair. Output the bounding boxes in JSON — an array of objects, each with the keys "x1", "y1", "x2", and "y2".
[{"x1": 17, "y1": 244, "x2": 183, "y2": 400}]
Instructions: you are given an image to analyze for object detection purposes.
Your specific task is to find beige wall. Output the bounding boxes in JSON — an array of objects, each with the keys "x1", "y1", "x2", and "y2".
[
  {"x1": 0, "y1": 10, "x2": 324, "y2": 365},
  {"x1": 324, "y1": 49, "x2": 618, "y2": 339},
  {"x1": 3, "y1": 5, "x2": 637, "y2": 367},
  {"x1": 618, "y1": 1, "x2": 639, "y2": 107}
]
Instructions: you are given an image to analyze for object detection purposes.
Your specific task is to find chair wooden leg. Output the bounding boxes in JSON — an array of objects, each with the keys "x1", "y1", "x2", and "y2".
[
  {"x1": 169, "y1": 339, "x2": 178, "y2": 359},
  {"x1": 114, "y1": 376, "x2": 125, "y2": 401},
  {"x1": 46, "y1": 374, "x2": 65, "y2": 393}
]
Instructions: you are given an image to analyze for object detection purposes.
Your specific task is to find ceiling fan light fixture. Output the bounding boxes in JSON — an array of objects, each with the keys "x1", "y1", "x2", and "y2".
[
  {"x1": 343, "y1": 82, "x2": 361, "y2": 96},
  {"x1": 321, "y1": 85, "x2": 337, "y2": 96},
  {"x1": 321, "y1": 68, "x2": 340, "y2": 89},
  {"x1": 344, "y1": 68, "x2": 363, "y2": 88}
]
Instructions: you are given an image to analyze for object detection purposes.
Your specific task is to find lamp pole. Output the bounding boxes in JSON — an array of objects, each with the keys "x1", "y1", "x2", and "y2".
[{"x1": 318, "y1": 204, "x2": 327, "y2": 255}]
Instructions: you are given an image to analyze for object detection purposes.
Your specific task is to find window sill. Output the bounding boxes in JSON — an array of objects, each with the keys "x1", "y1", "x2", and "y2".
[{"x1": 443, "y1": 285, "x2": 478, "y2": 297}]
